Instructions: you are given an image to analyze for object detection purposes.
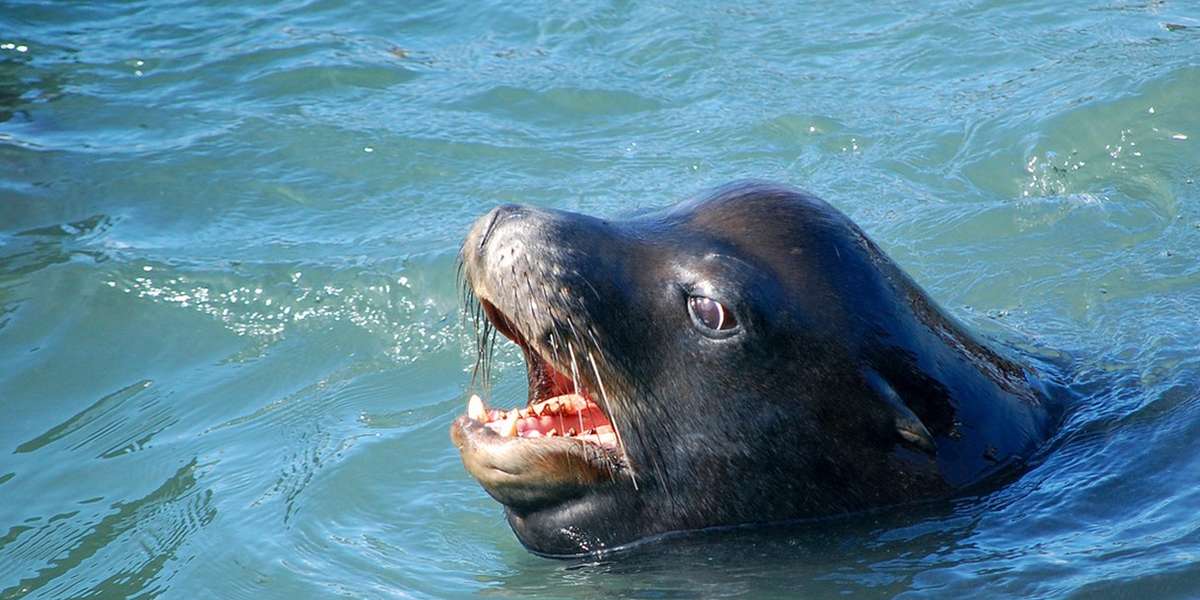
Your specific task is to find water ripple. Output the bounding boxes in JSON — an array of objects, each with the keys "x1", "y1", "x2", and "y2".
[{"x1": 2, "y1": 0, "x2": 1199, "y2": 597}]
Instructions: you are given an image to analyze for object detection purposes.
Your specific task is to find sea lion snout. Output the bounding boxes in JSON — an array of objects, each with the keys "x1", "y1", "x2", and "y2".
[
  {"x1": 462, "y1": 203, "x2": 573, "y2": 297},
  {"x1": 471, "y1": 203, "x2": 527, "y2": 251}
]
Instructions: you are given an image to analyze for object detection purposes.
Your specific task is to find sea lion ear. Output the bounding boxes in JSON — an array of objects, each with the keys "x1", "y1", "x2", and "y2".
[{"x1": 864, "y1": 370, "x2": 937, "y2": 456}]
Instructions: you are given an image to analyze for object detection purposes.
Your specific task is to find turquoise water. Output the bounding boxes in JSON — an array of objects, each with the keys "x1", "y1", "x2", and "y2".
[{"x1": 2, "y1": 0, "x2": 1199, "y2": 597}]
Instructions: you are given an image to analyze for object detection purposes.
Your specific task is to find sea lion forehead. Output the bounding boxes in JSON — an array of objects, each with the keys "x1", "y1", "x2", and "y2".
[
  {"x1": 654, "y1": 180, "x2": 840, "y2": 242},
  {"x1": 636, "y1": 182, "x2": 843, "y2": 287}
]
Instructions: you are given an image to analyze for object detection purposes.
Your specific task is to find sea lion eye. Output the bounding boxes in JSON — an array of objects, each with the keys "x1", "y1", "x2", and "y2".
[{"x1": 688, "y1": 295, "x2": 737, "y2": 333}]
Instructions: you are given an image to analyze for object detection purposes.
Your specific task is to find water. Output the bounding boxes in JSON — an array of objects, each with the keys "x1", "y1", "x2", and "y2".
[{"x1": 1, "y1": 0, "x2": 1198, "y2": 597}]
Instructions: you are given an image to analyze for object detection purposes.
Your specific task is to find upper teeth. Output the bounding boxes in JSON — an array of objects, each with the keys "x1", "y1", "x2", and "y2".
[
  {"x1": 466, "y1": 392, "x2": 616, "y2": 449},
  {"x1": 468, "y1": 394, "x2": 486, "y2": 422},
  {"x1": 500, "y1": 411, "x2": 520, "y2": 436}
]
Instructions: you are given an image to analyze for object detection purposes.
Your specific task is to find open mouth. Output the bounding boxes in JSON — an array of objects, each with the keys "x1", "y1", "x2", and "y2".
[{"x1": 463, "y1": 300, "x2": 619, "y2": 451}]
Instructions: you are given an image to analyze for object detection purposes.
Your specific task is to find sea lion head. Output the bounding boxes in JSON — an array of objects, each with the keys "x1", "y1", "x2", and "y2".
[{"x1": 450, "y1": 181, "x2": 1046, "y2": 556}]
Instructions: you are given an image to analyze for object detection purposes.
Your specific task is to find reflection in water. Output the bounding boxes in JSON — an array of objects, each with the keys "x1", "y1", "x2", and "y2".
[
  {"x1": 15, "y1": 379, "x2": 154, "y2": 455},
  {"x1": 0, "y1": 460, "x2": 215, "y2": 599}
]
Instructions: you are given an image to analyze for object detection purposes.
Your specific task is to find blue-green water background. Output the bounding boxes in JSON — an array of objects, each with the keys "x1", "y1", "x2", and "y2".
[{"x1": 2, "y1": 1, "x2": 1199, "y2": 597}]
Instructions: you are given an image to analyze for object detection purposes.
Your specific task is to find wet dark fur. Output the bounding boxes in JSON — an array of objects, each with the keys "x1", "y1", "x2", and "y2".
[{"x1": 457, "y1": 181, "x2": 1058, "y2": 556}]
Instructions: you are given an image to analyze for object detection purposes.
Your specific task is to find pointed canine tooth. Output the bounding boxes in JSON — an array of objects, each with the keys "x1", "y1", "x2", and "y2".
[
  {"x1": 547, "y1": 428, "x2": 558, "y2": 437},
  {"x1": 502, "y1": 413, "x2": 519, "y2": 437},
  {"x1": 567, "y1": 427, "x2": 577, "y2": 436},
  {"x1": 468, "y1": 395, "x2": 486, "y2": 422}
]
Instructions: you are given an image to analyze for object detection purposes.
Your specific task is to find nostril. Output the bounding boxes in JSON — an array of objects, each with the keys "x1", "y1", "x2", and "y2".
[
  {"x1": 479, "y1": 204, "x2": 525, "y2": 250},
  {"x1": 478, "y1": 210, "x2": 501, "y2": 250}
]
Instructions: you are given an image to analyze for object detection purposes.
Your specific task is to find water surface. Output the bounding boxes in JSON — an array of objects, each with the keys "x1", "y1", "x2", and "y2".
[{"x1": 2, "y1": 0, "x2": 1199, "y2": 598}]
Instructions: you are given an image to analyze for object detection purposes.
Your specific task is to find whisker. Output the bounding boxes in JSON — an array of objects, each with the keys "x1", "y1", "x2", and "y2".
[
  {"x1": 575, "y1": 271, "x2": 603, "y2": 303},
  {"x1": 566, "y1": 340, "x2": 581, "y2": 398},
  {"x1": 586, "y1": 348, "x2": 637, "y2": 490},
  {"x1": 539, "y1": 282, "x2": 567, "y2": 368}
]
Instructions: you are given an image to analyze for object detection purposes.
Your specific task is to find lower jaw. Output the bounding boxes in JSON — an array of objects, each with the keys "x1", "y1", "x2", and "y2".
[
  {"x1": 451, "y1": 415, "x2": 621, "y2": 506},
  {"x1": 503, "y1": 492, "x2": 654, "y2": 558}
]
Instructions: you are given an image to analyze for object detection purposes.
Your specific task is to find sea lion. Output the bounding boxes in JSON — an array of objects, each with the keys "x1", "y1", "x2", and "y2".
[{"x1": 450, "y1": 181, "x2": 1058, "y2": 557}]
